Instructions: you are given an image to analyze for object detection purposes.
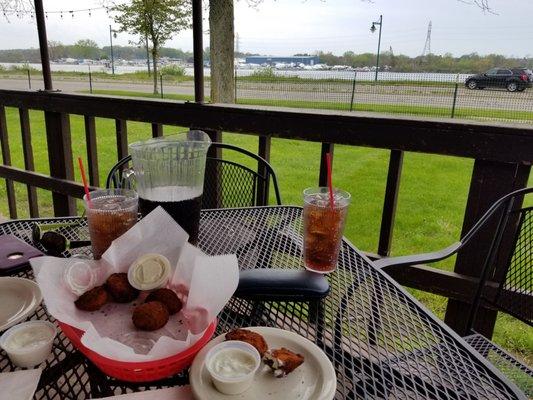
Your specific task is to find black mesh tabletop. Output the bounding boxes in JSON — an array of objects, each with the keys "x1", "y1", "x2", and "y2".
[{"x1": 0, "y1": 207, "x2": 526, "y2": 400}]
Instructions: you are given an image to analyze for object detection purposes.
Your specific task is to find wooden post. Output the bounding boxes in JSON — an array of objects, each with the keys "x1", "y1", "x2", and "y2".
[
  {"x1": 0, "y1": 106, "x2": 17, "y2": 219},
  {"x1": 318, "y1": 143, "x2": 334, "y2": 187},
  {"x1": 257, "y1": 136, "x2": 271, "y2": 206},
  {"x1": 19, "y1": 108, "x2": 39, "y2": 217},
  {"x1": 192, "y1": 0, "x2": 204, "y2": 103},
  {"x1": 203, "y1": 129, "x2": 222, "y2": 209},
  {"x1": 34, "y1": 0, "x2": 53, "y2": 90},
  {"x1": 151, "y1": 123, "x2": 163, "y2": 138},
  {"x1": 44, "y1": 111, "x2": 75, "y2": 215},
  {"x1": 84, "y1": 116, "x2": 99, "y2": 187},
  {"x1": 115, "y1": 119, "x2": 128, "y2": 161},
  {"x1": 445, "y1": 160, "x2": 531, "y2": 337},
  {"x1": 378, "y1": 150, "x2": 404, "y2": 256}
]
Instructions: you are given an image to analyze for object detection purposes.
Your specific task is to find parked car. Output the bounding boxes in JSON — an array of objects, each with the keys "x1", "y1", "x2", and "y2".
[{"x1": 465, "y1": 68, "x2": 532, "y2": 92}]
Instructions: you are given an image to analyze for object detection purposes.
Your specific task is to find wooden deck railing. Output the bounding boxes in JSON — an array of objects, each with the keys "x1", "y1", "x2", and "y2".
[{"x1": 0, "y1": 89, "x2": 532, "y2": 339}]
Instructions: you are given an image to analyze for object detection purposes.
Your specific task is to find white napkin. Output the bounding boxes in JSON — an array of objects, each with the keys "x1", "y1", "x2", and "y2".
[
  {"x1": 93, "y1": 386, "x2": 193, "y2": 400},
  {"x1": 30, "y1": 207, "x2": 239, "y2": 362},
  {"x1": 0, "y1": 369, "x2": 42, "y2": 400}
]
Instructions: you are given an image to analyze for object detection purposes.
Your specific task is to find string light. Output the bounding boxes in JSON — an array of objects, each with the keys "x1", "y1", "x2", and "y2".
[{"x1": 2, "y1": 6, "x2": 107, "y2": 20}]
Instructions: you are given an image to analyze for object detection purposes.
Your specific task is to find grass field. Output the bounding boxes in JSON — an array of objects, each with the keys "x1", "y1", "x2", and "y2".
[{"x1": 0, "y1": 99, "x2": 531, "y2": 368}]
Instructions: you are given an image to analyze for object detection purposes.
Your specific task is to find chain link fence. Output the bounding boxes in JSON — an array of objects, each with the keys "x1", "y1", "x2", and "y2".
[
  {"x1": 234, "y1": 70, "x2": 533, "y2": 124},
  {"x1": 10, "y1": 66, "x2": 531, "y2": 124}
]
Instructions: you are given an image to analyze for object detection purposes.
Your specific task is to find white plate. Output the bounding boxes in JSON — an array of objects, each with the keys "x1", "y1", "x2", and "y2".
[
  {"x1": 0, "y1": 278, "x2": 42, "y2": 332},
  {"x1": 190, "y1": 327, "x2": 336, "y2": 400}
]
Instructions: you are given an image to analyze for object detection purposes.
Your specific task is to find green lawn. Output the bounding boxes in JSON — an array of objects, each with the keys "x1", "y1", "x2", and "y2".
[{"x1": 0, "y1": 102, "x2": 531, "y2": 368}]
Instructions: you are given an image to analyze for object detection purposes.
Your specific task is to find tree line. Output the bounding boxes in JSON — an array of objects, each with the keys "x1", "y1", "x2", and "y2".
[
  {"x1": 317, "y1": 51, "x2": 533, "y2": 73},
  {"x1": 1, "y1": 42, "x2": 531, "y2": 75},
  {"x1": 0, "y1": 39, "x2": 193, "y2": 63}
]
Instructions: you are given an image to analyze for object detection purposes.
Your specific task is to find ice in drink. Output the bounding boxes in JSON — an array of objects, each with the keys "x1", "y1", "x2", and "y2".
[
  {"x1": 84, "y1": 189, "x2": 138, "y2": 260},
  {"x1": 138, "y1": 186, "x2": 202, "y2": 244},
  {"x1": 303, "y1": 188, "x2": 350, "y2": 273}
]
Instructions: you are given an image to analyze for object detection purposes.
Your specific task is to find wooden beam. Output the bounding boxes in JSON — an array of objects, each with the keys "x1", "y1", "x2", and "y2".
[
  {"x1": 384, "y1": 263, "x2": 532, "y2": 315},
  {"x1": 257, "y1": 136, "x2": 271, "y2": 205},
  {"x1": 84, "y1": 116, "x2": 99, "y2": 187},
  {"x1": 318, "y1": 143, "x2": 334, "y2": 187},
  {"x1": 0, "y1": 106, "x2": 17, "y2": 219},
  {"x1": 445, "y1": 161, "x2": 531, "y2": 337},
  {"x1": 378, "y1": 150, "x2": 403, "y2": 256},
  {"x1": 0, "y1": 164, "x2": 94, "y2": 198},
  {"x1": 203, "y1": 130, "x2": 222, "y2": 209},
  {"x1": 1, "y1": 91, "x2": 532, "y2": 164},
  {"x1": 115, "y1": 119, "x2": 128, "y2": 161},
  {"x1": 19, "y1": 108, "x2": 39, "y2": 217},
  {"x1": 44, "y1": 111, "x2": 75, "y2": 216},
  {"x1": 151, "y1": 123, "x2": 163, "y2": 138}
]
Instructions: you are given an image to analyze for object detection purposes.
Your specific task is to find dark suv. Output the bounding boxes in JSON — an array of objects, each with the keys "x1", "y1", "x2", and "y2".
[{"x1": 465, "y1": 68, "x2": 532, "y2": 92}]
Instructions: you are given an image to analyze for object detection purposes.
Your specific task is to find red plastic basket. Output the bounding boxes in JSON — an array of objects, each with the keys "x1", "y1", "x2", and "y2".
[{"x1": 58, "y1": 320, "x2": 217, "y2": 382}]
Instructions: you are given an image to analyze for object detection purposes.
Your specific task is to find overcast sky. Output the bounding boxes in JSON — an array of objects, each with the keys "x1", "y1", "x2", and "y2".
[{"x1": 0, "y1": 0, "x2": 531, "y2": 57}]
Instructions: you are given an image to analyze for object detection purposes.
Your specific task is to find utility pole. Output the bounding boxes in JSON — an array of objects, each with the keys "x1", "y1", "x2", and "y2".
[
  {"x1": 370, "y1": 15, "x2": 383, "y2": 83},
  {"x1": 109, "y1": 25, "x2": 115, "y2": 75}
]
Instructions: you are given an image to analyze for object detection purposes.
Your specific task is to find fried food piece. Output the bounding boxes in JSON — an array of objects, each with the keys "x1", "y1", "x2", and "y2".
[
  {"x1": 145, "y1": 288, "x2": 182, "y2": 315},
  {"x1": 132, "y1": 301, "x2": 169, "y2": 331},
  {"x1": 263, "y1": 348, "x2": 305, "y2": 378},
  {"x1": 74, "y1": 286, "x2": 109, "y2": 311},
  {"x1": 225, "y1": 328, "x2": 268, "y2": 357},
  {"x1": 105, "y1": 273, "x2": 139, "y2": 303}
]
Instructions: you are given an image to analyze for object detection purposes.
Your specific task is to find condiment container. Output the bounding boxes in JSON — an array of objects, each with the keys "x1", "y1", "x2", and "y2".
[
  {"x1": 128, "y1": 253, "x2": 171, "y2": 291},
  {"x1": 63, "y1": 258, "x2": 97, "y2": 296},
  {"x1": 205, "y1": 340, "x2": 261, "y2": 395},
  {"x1": 0, "y1": 320, "x2": 57, "y2": 367}
]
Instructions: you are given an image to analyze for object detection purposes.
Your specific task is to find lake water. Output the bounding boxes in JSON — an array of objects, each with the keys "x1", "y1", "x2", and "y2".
[{"x1": 1, "y1": 62, "x2": 472, "y2": 82}]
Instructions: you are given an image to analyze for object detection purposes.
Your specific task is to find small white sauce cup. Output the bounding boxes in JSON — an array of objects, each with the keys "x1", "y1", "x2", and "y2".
[
  {"x1": 205, "y1": 340, "x2": 261, "y2": 395},
  {"x1": 0, "y1": 320, "x2": 57, "y2": 368}
]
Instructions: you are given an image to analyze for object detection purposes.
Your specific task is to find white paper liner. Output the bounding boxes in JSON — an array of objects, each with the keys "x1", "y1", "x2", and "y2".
[
  {"x1": 30, "y1": 207, "x2": 239, "y2": 362},
  {"x1": 94, "y1": 386, "x2": 192, "y2": 400},
  {"x1": 0, "y1": 369, "x2": 42, "y2": 400}
]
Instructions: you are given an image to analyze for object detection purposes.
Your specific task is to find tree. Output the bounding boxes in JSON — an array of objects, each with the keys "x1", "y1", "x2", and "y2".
[
  {"x1": 209, "y1": 0, "x2": 234, "y2": 103},
  {"x1": 109, "y1": 0, "x2": 191, "y2": 94},
  {"x1": 71, "y1": 39, "x2": 101, "y2": 60}
]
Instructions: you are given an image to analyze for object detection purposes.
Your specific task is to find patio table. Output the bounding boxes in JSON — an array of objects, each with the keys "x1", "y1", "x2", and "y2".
[{"x1": 0, "y1": 206, "x2": 526, "y2": 400}]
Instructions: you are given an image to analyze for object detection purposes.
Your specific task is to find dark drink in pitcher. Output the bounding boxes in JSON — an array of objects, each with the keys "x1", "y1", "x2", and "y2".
[{"x1": 138, "y1": 186, "x2": 203, "y2": 244}]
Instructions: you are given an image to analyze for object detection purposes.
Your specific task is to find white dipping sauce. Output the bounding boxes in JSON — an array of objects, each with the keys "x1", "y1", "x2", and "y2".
[
  {"x1": 5, "y1": 325, "x2": 54, "y2": 351},
  {"x1": 210, "y1": 348, "x2": 257, "y2": 378}
]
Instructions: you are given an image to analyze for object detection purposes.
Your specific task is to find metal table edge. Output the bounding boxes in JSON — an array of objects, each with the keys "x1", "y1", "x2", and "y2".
[
  {"x1": 343, "y1": 235, "x2": 528, "y2": 400},
  {"x1": 0, "y1": 206, "x2": 527, "y2": 399}
]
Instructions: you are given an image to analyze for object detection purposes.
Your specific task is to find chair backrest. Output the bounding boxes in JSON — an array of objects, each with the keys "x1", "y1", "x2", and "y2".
[
  {"x1": 465, "y1": 187, "x2": 533, "y2": 331},
  {"x1": 105, "y1": 142, "x2": 282, "y2": 208}
]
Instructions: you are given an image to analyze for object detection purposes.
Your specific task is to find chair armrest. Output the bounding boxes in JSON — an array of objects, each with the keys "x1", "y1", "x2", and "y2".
[
  {"x1": 235, "y1": 269, "x2": 330, "y2": 302},
  {"x1": 372, "y1": 242, "x2": 462, "y2": 270}
]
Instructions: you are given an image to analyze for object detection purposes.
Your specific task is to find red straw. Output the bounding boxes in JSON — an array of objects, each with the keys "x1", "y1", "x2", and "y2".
[
  {"x1": 326, "y1": 153, "x2": 335, "y2": 210},
  {"x1": 78, "y1": 157, "x2": 92, "y2": 206}
]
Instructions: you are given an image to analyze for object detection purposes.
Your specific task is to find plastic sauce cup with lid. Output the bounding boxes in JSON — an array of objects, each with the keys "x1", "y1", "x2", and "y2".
[
  {"x1": 0, "y1": 320, "x2": 57, "y2": 368},
  {"x1": 205, "y1": 340, "x2": 261, "y2": 395},
  {"x1": 128, "y1": 253, "x2": 171, "y2": 291}
]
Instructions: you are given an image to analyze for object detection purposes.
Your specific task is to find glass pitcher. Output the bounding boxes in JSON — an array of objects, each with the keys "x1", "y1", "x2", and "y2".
[{"x1": 129, "y1": 130, "x2": 211, "y2": 244}]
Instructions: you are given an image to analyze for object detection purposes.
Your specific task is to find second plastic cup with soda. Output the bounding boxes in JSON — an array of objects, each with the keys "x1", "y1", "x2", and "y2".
[
  {"x1": 84, "y1": 189, "x2": 138, "y2": 260},
  {"x1": 302, "y1": 187, "x2": 351, "y2": 274}
]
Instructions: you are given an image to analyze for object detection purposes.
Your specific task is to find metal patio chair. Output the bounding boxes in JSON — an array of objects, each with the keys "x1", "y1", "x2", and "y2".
[
  {"x1": 106, "y1": 142, "x2": 282, "y2": 208},
  {"x1": 372, "y1": 187, "x2": 533, "y2": 395}
]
